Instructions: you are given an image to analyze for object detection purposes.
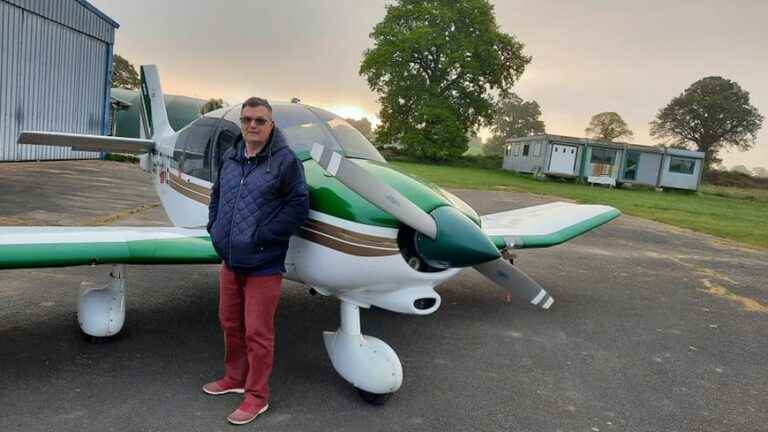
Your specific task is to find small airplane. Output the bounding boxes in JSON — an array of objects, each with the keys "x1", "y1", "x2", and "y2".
[{"x1": 0, "y1": 65, "x2": 619, "y2": 404}]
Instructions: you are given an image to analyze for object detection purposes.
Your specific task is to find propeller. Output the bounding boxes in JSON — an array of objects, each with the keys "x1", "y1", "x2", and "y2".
[
  {"x1": 310, "y1": 144, "x2": 437, "y2": 239},
  {"x1": 309, "y1": 144, "x2": 553, "y2": 310},
  {"x1": 474, "y1": 259, "x2": 554, "y2": 309}
]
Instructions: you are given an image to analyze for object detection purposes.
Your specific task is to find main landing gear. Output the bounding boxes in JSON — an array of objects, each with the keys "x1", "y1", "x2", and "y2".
[
  {"x1": 323, "y1": 300, "x2": 402, "y2": 405},
  {"x1": 77, "y1": 264, "x2": 126, "y2": 342}
]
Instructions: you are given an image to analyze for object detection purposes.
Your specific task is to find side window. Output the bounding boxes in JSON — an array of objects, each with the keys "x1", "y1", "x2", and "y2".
[
  {"x1": 211, "y1": 119, "x2": 240, "y2": 182},
  {"x1": 179, "y1": 117, "x2": 219, "y2": 181},
  {"x1": 522, "y1": 144, "x2": 530, "y2": 157},
  {"x1": 669, "y1": 157, "x2": 696, "y2": 175}
]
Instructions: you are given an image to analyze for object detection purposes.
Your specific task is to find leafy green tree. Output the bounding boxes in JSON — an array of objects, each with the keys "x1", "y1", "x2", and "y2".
[
  {"x1": 585, "y1": 112, "x2": 633, "y2": 142},
  {"x1": 731, "y1": 165, "x2": 752, "y2": 176},
  {"x1": 483, "y1": 93, "x2": 545, "y2": 156},
  {"x1": 345, "y1": 117, "x2": 374, "y2": 142},
  {"x1": 112, "y1": 54, "x2": 140, "y2": 90},
  {"x1": 650, "y1": 76, "x2": 764, "y2": 171},
  {"x1": 360, "y1": 0, "x2": 530, "y2": 160},
  {"x1": 200, "y1": 98, "x2": 225, "y2": 114}
]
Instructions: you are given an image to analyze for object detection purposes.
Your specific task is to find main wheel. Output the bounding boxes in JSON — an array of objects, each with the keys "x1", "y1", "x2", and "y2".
[{"x1": 356, "y1": 388, "x2": 392, "y2": 405}]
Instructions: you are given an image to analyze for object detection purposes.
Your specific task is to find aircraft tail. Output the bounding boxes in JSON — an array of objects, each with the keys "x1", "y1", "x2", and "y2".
[{"x1": 139, "y1": 65, "x2": 174, "y2": 139}]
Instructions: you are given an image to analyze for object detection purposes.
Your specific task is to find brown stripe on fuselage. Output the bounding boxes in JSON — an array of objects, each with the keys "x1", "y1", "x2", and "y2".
[
  {"x1": 168, "y1": 176, "x2": 211, "y2": 205},
  {"x1": 169, "y1": 173, "x2": 212, "y2": 195},
  {"x1": 304, "y1": 219, "x2": 398, "y2": 249},
  {"x1": 298, "y1": 227, "x2": 400, "y2": 257}
]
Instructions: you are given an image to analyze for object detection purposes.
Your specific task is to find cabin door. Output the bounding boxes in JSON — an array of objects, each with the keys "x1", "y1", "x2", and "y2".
[{"x1": 549, "y1": 144, "x2": 577, "y2": 174}]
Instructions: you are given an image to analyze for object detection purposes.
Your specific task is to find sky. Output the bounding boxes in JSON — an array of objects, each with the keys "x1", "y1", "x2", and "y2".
[{"x1": 89, "y1": 0, "x2": 768, "y2": 169}]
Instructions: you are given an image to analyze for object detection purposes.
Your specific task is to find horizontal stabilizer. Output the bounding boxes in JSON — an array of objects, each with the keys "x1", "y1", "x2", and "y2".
[
  {"x1": 0, "y1": 227, "x2": 218, "y2": 269},
  {"x1": 17, "y1": 131, "x2": 155, "y2": 154},
  {"x1": 482, "y1": 202, "x2": 620, "y2": 249}
]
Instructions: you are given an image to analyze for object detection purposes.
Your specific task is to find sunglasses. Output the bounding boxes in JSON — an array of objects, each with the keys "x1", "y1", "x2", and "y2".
[{"x1": 240, "y1": 116, "x2": 272, "y2": 126}]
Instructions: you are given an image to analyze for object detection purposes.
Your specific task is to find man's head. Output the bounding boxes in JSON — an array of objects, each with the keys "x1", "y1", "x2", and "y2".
[{"x1": 240, "y1": 97, "x2": 274, "y2": 148}]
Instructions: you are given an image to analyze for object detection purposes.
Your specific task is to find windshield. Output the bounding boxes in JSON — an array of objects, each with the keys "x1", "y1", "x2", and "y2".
[
  {"x1": 224, "y1": 103, "x2": 385, "y2": 162},
  {"x1": 307, "y1": 107, "x2": 385, "y2": 162}
]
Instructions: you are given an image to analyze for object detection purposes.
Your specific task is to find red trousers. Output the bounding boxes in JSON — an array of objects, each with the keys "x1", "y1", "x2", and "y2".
[{"x1": 218, "y1": 264, "x2": 282, "y2": 405}]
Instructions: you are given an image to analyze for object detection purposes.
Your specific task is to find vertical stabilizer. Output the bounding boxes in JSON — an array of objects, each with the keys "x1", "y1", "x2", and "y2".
[{"x1": 139, "y1": 65, "x2": 174, "y2": 139}]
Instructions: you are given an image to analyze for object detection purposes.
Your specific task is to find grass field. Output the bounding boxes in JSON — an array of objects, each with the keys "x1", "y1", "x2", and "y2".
[{"x1": 390, "y1": 161, "x2": 768, "y2": 249}]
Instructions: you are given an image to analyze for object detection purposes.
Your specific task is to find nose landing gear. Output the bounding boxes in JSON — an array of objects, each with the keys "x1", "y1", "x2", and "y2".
[{"x1": 323, "y1": 300, "x2": 401, "y2": 405}]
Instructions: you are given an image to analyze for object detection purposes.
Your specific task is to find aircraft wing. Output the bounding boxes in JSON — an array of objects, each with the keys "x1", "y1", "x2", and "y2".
[
  {"x1": 17, "y1": 131, "x2": 155, "y2": 154},
  {"x1": 0, "y1": 227, "x2": 219, "y2": 269},
  {"x1": 482, "y1": 202, "x2": 620, "y2": 249}
]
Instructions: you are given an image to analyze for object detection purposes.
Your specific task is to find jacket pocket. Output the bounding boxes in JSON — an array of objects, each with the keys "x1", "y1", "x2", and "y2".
[{"x1": 253, "y1": 203, "x2": 285, "y2": 249}]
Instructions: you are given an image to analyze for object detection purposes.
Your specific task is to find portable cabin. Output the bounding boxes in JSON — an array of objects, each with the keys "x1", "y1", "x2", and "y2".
[{"x1": 503, "y1": 134, "x2": 705, "y2": 191}]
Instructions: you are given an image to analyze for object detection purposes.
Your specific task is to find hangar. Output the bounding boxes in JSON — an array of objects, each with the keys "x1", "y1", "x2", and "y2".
[
  {"x1": 503, "y1": 134, "x2": 705, "y2": 191},
  {"x1": 0, "y1": 0, "x2": 118, "y2": 161}
]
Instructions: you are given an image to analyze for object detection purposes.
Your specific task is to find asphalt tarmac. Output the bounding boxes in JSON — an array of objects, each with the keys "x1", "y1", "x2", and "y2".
[{"x1": 1, "y1": 161, "x2": 766, "y2": 432}]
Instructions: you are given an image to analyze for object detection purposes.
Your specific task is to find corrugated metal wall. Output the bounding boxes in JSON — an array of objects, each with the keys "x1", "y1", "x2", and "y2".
[{"x1": 0, "y1": 0, "x2": 117, "y2": 161}]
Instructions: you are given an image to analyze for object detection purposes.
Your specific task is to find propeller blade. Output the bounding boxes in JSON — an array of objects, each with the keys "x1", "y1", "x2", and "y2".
[
  {"x1": 310, "y1": 144, "x2": 438, "y2": 239},
  {"x1": 474, "y1": 258, "x2": 554, "y2": 309}
]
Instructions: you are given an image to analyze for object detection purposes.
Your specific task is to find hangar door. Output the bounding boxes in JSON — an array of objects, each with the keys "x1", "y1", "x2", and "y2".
[{"x1": 549, "y1": 144, "x2": 578, "y2": 175}]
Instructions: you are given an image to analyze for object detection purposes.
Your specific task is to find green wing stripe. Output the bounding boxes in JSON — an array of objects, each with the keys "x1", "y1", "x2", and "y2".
[
  {"x1": 0, "y1": 237, "x2": 219, "y2": 269},
  {"x1": 490, "y1": 208, "x2": 621, "y2": 249}
]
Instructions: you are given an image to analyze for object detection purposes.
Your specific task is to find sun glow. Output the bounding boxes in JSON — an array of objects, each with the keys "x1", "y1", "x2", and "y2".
[{"x1": 328, "y1": 105, "x2": 380, "y2": 126}]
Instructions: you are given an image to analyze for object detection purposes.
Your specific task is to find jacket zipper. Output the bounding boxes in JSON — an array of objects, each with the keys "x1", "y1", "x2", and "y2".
[{"x1": 227, "y1": 159, "x2": 260, "y2": 266}]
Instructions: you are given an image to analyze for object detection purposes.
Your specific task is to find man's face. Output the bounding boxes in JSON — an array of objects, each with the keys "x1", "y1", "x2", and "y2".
[{"x1": 240, "y1": 105, "x2": 274, "y2": 146}]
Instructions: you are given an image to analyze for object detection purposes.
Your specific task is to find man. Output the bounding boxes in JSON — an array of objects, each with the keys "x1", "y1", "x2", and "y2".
[{"x1": 204, "y1": 97, "x2": 309, "y2": 425}]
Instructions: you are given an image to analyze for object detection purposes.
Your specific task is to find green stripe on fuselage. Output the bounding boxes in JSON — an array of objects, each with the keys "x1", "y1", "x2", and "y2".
[{"x1": 301, "y1": 157, "x2": 479, "y2": 227}]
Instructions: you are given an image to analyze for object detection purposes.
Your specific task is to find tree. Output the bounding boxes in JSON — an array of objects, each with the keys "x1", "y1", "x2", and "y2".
[
  {"x1": 650, "y1": 76, "x2": 764, "y2": 171},
  {"x1": 112, "y1": 54, "x2": 140, "y2": 90},
  {"x1": 753, "y1": 167, "x2": 768, "y2": 178},
  {"x1": 344, "y1": 117, "x2": 374, "y2": 142},
  {"x1": 731, "y1": 165, "x2": 752, "y2": 176},
  {"x1": 584, "y1": 112, "x2": 634, "y2": 142},
  {"x1": 360, "y1": 0, "x2": 530, "y2": 160},
  {"x1": 483, "y1": 93, "x2": 545, "y2": 156},
  {"x1": 201, "y1": 98, "x2": 225, "y2": 114}
]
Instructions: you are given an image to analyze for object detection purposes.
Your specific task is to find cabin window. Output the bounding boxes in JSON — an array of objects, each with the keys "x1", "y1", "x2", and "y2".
[
  {"x1": 590, "y1": 148, "x2": 616, "y2": 165},
  {"x1": 534, "y1": 142, "x2": 542, "y2": 157},
  {"x1": 210, "y1": 118, "x2": 240, "y2": 182},
  {"x1": 669, "y1": 157, "x2": 696, "y2": 175},
  {"x1": 624, "y1": 150, "x2": 640, "y2": 181},
  {"x1": 174, "y1": 116, "x2": 220, "y2": 181},
  {"x1": 522, "y1": 144, "x2": 530, "y2": 157}
]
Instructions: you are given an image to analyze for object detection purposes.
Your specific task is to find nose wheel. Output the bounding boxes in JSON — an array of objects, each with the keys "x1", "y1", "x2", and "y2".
[{"x1": 356, "y1": 388, "x2": 392, "y2": 405}]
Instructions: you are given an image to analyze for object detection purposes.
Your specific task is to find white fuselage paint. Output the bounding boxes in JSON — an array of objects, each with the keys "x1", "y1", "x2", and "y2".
[{"x1": 151, "y1": 148, "x2": 457, "y2": 315}]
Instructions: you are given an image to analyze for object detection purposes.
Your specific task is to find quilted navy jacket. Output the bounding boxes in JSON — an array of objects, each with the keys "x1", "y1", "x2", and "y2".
[{"x1": 207, "y1": 127, "x2": 309, "y2": 275}]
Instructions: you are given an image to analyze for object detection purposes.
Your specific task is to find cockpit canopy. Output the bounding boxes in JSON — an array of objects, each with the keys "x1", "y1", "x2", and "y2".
[{"x1": 173, "y1": 102, "x2": 384, "y2": 182}]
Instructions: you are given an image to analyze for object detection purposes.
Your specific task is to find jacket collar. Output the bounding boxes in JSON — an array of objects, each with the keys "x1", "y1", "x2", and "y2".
[{"x1": 230, "y1": 127, "x2": 289, "y2": 162}]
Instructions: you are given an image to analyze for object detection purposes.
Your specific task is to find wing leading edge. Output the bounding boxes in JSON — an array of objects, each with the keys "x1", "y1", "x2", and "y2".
[
  {"x1": 482, "y1": 202, "x2": 620, "y2": 249},
  {"x1": 0, "y1": 227, "x2": 218, "y2": 269},
  {"x1": 17, "y1": 132, "x2": 155, "y2": 154}
]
